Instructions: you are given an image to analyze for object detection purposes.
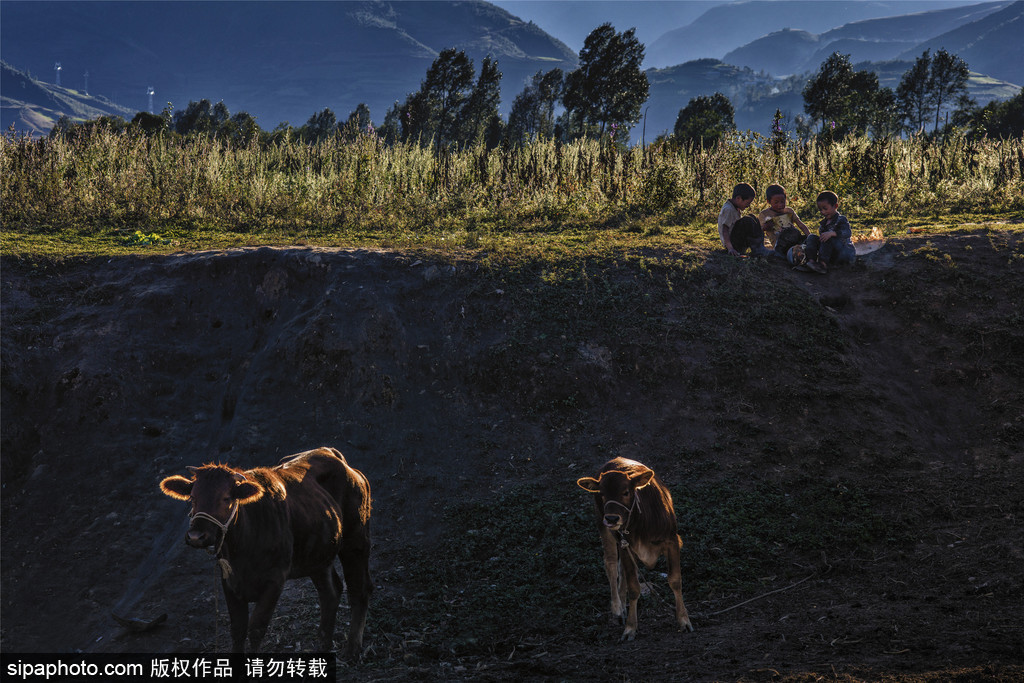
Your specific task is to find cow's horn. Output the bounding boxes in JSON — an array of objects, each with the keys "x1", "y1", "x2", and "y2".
[{"x1": 186, "y1": 466, "x2": 198, "y2": 476}]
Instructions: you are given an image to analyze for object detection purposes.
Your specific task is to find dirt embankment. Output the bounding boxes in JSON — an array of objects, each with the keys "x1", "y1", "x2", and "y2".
[{"x1": 1, "y1": 233, "x2": 1022, "y2": 681}]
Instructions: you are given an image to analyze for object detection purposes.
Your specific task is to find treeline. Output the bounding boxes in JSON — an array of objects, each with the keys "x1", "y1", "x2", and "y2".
[{"x1": 49, "y1": 23, "x2": 1024, "y2": 151}]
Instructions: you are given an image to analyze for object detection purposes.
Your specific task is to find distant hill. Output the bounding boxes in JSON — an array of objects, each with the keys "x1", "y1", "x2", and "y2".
[
  {"x1": 720, "y1": 1, "x2": 1015, "y2": 81},
  {"x1": 858, "y1": 59, "x2": 1021, "y2": 103},
  {"x1": 898, "y1": 0, "x2": 1024, "y2": 84},
  {"x1": 642, "y1": 59, "x2": 791, "y2": 139},
  {"x1": 0, "y1": 0, "x2": 577, "y2": 134},
  {"x1": 644, "y1": 0, "x2": 977, "y2": 68},
  {"x1": 722, "y1": 29, "x2": 821, "y2": 77},
  {"x1": 820, "y1": 1, "x2": 1008, "y2": 47},
  {"x1": 1, "y1": 61, "x2": 134, "y2": 135}
]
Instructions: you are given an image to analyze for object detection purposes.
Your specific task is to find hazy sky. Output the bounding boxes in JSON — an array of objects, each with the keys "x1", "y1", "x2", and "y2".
[{"x1": 490, "y1": 1, "x2": 722, "y2": 51}]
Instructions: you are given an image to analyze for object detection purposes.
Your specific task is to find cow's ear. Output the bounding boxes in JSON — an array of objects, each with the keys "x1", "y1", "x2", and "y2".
[
  {"x1": 577, "y1": 476, "x2": 602, "y2": 494},
  {"x1": 160, "y1": 475, "x2": 193, "y2": 501},
  {"x1": 232, "y1": 480, "x2": 264, "y2": 505},
  {"x1": 630, "y1": 469, "x2": 655, "y2": 490}
]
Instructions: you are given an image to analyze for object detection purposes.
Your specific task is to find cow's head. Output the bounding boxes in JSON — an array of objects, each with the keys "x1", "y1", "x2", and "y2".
[
  {"x1": 577, "y1": 466, "x2": 655, "y2": 531},
  {"x1": 160, "y1": 465, "x2": 263, "y2": 550}
]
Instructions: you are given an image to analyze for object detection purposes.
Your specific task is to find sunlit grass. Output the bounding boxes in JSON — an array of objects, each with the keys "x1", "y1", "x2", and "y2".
[{"x1": 3, "y1": 128, "x2": 1022, "y2": 262}]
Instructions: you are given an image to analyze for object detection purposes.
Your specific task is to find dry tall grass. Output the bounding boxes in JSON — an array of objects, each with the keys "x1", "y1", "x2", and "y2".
[{"x1": 2, "y1": 128, "x2": 1022, "y2": 234}]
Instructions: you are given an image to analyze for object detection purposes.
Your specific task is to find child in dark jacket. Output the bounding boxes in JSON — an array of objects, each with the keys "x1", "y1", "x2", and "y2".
[
  {"x1": 804, "y1": 191, "x2": 856, "y2": 272},
  {"x1": 718, "y1": 183, "x2": 767, "y2": 257}
]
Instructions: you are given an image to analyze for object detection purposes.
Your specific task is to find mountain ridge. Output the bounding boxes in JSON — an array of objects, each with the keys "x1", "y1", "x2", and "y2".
[
  {"x1": 897, "y1": 0, "x2": 1024, "y2": 84},
  {"x1": 1, "y1": 1, "x2": 1020, "y2": 140},
  {"x1": 1, "y1": 61, "x2": 134, "y2": 135},
  {"x1": 720, "y1": 1, "x2": 1018, "y2": 80},
  {"x1": 0, "y1": 0, "x2": 578, "y2": 132},
  {"x1": 644, "y1": 0, "x2": 984, "y2": 68}
]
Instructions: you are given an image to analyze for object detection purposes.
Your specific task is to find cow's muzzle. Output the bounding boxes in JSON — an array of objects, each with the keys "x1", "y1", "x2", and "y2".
[
  {"x1": 185, "y1": 527, "x2": 217, "y2": 549},
  {"x1": 603, "y1": 514, "x2": 623, "y2": 529}
]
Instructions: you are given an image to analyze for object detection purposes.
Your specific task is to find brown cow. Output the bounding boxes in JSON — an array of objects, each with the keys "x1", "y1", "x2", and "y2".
[
  {"x1": 159, "y1": 446, "x2": 371, "y2": 658},
  {"x1": 577, "y1": 457, "x2": 693, "y2": 641}
]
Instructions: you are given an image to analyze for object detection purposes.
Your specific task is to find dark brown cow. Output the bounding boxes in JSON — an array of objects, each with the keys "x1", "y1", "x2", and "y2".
[
  {"x1": 577, "y1": 457, "x2": 693, "y2": 641},
  {"x1": 159, "y1": 446, "x2": 371, "y2": 658}
]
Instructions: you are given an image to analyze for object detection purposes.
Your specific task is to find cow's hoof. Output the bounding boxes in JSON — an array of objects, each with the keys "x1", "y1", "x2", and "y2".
[
  {"x1": 619, "y1": 630, "x2": 636, "y2": 642},
  {"x1": 678, "y1": 619, "x2": 694, "y2": 633}
]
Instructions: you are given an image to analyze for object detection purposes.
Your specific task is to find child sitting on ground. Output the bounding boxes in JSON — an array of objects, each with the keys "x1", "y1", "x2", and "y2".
[
  {"x1": 757, "y1": 184, "x2": 810, "y2": 258},
  {"x1": 718, "y1": 183, "x2": 769, "y2": 257},
  {"x1": 803, "y1": 190, "x2": 856, "y2": 272}
]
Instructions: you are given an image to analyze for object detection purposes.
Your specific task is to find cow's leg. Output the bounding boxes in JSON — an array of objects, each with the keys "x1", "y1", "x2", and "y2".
[
  {"x1": 339, "y1": 537, "x2": 372, "y2": 661},
  {"x1": 310, "y1": 566, "x2": 342, "y2": 651},
  {"x1": 619, "y1": 550, "x2": 643, "y2": 642},
  {"x1": 222, "y1": 585, "x2": 250, "y2": 653},
  {"x1": 666, "y1": 537, "x2": 693, "y2": 632},
  {"x1": 599, "y1": 527, "x2": 624, "y2": 622},
  {"x1": 247, "y1": 579, "x2": 285, "y2": 652}
]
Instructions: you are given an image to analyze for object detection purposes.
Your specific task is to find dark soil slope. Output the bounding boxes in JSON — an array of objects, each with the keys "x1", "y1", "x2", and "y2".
[{"x1": 2, "y1": 232, "x2": 1022, "y2": 681}]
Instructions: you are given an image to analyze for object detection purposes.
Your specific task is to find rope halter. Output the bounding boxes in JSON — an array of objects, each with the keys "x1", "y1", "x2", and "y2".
[
  {"x1": 604, "y1": 492, "x2": 643, "y2": 547},
  {"x1": 189, "y1": 501, "x2": 238, "y2": 557}
]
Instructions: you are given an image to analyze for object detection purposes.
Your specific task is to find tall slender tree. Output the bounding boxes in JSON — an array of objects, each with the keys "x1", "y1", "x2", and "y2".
[
  {"x1": 563, "y1": 23, "x2": 648, "y2": 139},
  {"x1": 928, "y1": 49, "x2": 970, "y2": 133},
  {"x1": 400, "y1": 48, "x2": 475, "y2": 150},
  {"x1": 897, "y1": 50, "x2": 934, "y2": 134},
  {"x1": 459, "y1": 56, "x2": 502, "y2": 147},
  {"x1": 802, "y1": 53, "x2": 854, "y2": 132},
  {"x1": 507, "y1": 68, "x2": 563, "y2": 144}
]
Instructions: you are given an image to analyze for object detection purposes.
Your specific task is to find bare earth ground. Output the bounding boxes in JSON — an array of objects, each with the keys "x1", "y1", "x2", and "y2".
[{"x1": 1, "y1": 227, "x2": 1022, "y2": 682}]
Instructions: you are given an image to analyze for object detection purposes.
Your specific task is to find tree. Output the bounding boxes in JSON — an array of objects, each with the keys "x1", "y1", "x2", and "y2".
[
  {"x1": 803, "y1": 52, "x2": 891, "y2": 138},
  {"x1": 897, "y1": 49, "x2": 971, "y2": 134},
  {"x1": 130, "y1": 111, "x2": 166, "y2": 135},
  {"x1": 958, "y1": 88, "x2": 1024, "y2": 139},
  {"x1": 224, "y1": 112, "x2": 260, "y2": 145},
  {"x1": 896, "y1": 50, "x2": 933, "y2": 133},
  {"x1": 928, "y1": 49, "x2": 970, "y2": 133},
  {"x1": 563, "y1": 23, "x2": 649, "y2": 139},
  {"x1": 507, "y1": 68, "x2": 564, "y2": 144},
  {"x1": 303, "y1": 108, "x2": 338, "y2": 142},
  {"x1": 459, "y1": 56, "x2": 502, "y2": 147},
  {"x1": 401, "y1": 48, "x2": 475, "y2": 150},
  {"x1": 673, "y1": 92, "x2": 735, "y2": 146},
  {"x1": 983, "y1": 88, "x2": 1024, "y2": 138},
  {"x1": 867, "y1": 86, "x2": 902, "y2": 139},
  {"x1": 211, "y1": 101, "x2": 230, "y2": 131},
  {"x1": 803, "y1": 53, "x2": 852, "y2": 131},
  {"x1": 379, "y1": 101, "x2": 402, "y2": 145},
  {"x1": 343, "y1": 103, "x2": 373, "y2": 140},
  {"x1": 174, "y1": 99, "x2": 216, "y2": 135}
]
